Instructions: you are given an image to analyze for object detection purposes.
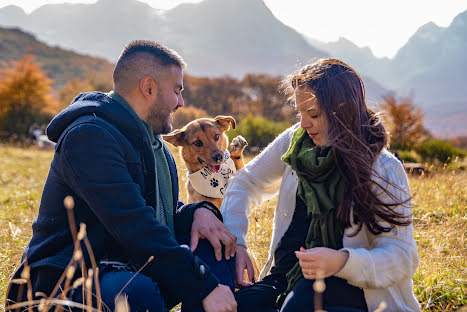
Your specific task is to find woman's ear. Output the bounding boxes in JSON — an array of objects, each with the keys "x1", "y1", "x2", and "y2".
[
  {"x1": 163, "y1": 129, "x2": 185, "y2": 147},
  {"x1": 215, "y1": 115, "x2": 236, "y2": 132}
]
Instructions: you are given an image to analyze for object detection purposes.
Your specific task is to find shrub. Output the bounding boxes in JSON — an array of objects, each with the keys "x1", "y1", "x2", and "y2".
[
  {"x1": 396, "y1": 150, "x2": 422, "y2": 163},
  {"x1": 417, "y1": 139, "x2": 466, "y2": 164},
  {"x1": 0, "y1": 109, "x2": 53, "y2": 141},
  {"x1": 227, "y1": 115, "x2": 290, "y2": 150}
]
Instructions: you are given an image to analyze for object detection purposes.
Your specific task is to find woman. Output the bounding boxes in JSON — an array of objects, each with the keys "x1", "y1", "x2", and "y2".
[{"x1": 220, "y1": 58, "x2": 420, "y2": 312}]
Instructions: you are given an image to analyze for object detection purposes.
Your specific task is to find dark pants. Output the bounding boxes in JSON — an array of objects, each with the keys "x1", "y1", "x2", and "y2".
[
  {"x1": 235, "y1": 275, "x2": 367, "y2": 312},
  {"x1": 73, "y1": 238, "x2": 235, "y2": 312},
  {"x1": 6, "y1": 239, "x2": 235, "y2": 312},
  {"x1": 235, "y1": 275, "x2": 286, "y2": 312},
  {"x1": 177, "y1": 236, "x2": 236, "y2": 312},
  {"x1": 71, "y1": 267, "x2": 167, "y2": 312}
]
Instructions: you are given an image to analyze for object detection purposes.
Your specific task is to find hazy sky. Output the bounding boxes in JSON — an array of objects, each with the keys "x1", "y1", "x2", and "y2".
[{"x1": 1, "y1": 0, "x2": 466, "y2": 58}]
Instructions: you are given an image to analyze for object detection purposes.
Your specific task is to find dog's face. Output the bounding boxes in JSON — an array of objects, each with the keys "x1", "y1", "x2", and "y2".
[{"x1": 164, "y1": 115, "x2": 236, "y2": 173}]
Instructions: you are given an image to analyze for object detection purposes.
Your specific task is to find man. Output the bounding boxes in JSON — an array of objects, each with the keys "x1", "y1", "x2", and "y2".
[{"x1": 6, "y1": 40, "x2": 237, "y2": 312}]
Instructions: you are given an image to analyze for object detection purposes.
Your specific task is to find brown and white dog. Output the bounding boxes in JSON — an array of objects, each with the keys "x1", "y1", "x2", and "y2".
[
  {"x1": 165, "y1": 116, "x2": 260, "y2": 282},
  {"x1": 163, "y1": 115, "x2": 248, "y2": 209}
]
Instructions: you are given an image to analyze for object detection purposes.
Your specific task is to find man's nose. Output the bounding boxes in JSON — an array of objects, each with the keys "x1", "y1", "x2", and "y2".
[
  {"x1": 178, "y1": 95, "x2": 184, "y2": 108},
  {"x1": 212, "y1": 152, "x2": 223, "y2": 163}
]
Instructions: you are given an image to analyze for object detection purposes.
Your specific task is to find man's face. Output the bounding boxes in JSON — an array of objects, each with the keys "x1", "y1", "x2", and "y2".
[{"x1": 147, "y1": 64, "x2": 184, "y2": 134}]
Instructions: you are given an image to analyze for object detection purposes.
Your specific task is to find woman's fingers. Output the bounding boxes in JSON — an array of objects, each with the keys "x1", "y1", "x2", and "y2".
[{"x1": 235, "y1": 245, "x2": 254, "y2": 288}]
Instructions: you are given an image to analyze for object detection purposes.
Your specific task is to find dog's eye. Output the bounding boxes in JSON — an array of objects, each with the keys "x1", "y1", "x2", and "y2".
[
  {"x1": 193, "y1": 140, "x2": 203, "y2": 147},
  {"x1": 214, "y1": 134, "x2": 220, "y2": 141}
]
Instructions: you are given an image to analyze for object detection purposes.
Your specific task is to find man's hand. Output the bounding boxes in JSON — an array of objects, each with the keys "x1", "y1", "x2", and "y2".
[
  {"x1": 235, "y1": 245, "x2": 255, "y2": 288},
  {"x1": 191, "y1": 208, "x2": 237, "y2": 261},
  {"x1": 295, "y1": 247, "x2": 349, "y2": 279},
  {"x1": 202, "y1": 284, "x2": 237, "y2": 312}
]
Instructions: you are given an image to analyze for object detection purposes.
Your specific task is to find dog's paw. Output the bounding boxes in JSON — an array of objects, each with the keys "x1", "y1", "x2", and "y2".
[{"x1": 229, "y1": 135, "x2": 248, "y2": 152}]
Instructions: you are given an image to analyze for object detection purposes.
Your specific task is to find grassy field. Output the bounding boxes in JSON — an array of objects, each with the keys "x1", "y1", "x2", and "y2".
[{"x1": 0, "y1": 145, "x2": 466, "y2": 311}]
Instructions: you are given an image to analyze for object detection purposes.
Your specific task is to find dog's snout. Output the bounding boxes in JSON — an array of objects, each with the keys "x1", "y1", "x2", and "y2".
[{"x1": 212, "y1": 153, "x2": 223, "y2": 163}]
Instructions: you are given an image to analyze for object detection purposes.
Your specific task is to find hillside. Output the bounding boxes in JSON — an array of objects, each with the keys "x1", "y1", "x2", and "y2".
[{"x1": 0, "y1": 27, "x2": 114, "y2": 89}]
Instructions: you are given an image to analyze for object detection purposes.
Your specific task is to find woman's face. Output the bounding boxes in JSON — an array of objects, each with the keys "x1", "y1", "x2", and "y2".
[{"x1": 295, "y1": 87, "x2": 329, "y2": 146}]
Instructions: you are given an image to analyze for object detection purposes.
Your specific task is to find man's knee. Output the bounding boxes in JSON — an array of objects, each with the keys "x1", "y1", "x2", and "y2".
[
  {"x1": 193, "y1": 239, "x2": 236, "y2": 290},
  {"x1": 73, "y1": 270, "x2": 166, "y2": 312},
  {"x1": 123, "y1": 273, "x2": 166, "y2": 312}
]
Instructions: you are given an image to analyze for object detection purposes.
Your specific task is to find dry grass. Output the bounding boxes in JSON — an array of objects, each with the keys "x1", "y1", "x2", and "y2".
[
  {"x1": 0, "y1": 145, "x2": 466, "y2": 311},
  {"x1": 410, "y1": 162, "x2": 467, "y2": 311},
  {"x1": 0, "y1": 146, "x2": 53, "y2": 309}
]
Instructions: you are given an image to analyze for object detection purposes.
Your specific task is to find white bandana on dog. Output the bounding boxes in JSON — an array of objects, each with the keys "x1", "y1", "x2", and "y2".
[{"x1": 188, "y1": 150, "x2": 237, "y2": 198}]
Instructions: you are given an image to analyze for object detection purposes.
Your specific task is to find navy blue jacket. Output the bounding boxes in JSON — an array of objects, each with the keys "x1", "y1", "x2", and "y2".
[{"x1": 16, "y1": 92, "x2": 220, "y2": 305}]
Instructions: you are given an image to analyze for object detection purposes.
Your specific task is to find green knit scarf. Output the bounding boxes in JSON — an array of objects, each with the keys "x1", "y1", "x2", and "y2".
[{"x1": 281, "y1": 127, "x2": 346, "y2": 292}]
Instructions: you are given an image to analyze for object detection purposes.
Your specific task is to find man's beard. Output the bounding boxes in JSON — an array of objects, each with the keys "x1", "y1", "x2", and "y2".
[
  {"x1": 147, "y1": 109, "x2": 172, "y2": 134},
  {"x1": 146, "y1": 96, "x2": 172, "y2": 135}
]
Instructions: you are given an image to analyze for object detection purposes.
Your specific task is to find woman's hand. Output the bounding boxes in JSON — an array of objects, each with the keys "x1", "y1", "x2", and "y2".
[
  {"x1": 295, "y1": 247, "x2": 349, "y2": 279},
  {"x1": 235, "y1": 245, "x2": 255, "y2": 288}
]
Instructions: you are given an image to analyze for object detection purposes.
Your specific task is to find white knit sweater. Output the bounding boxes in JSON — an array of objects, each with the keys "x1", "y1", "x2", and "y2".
[{"x1": 220, "y1": 125, "x2": 420, "y2": 312}]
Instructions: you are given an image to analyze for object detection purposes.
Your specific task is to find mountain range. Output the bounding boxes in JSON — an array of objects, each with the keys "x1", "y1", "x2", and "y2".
[{"x1": 0, "y1": 0, "x2": 465, "y2": 137}]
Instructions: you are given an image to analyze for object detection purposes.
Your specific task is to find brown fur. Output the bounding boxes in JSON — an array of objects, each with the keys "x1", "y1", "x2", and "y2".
[{"x1": 164, "y1": 115, "x2": 248, "y2": 209}]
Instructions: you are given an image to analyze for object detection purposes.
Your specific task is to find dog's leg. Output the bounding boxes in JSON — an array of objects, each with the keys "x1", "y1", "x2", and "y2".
[{"x1": 229, "y1": 135, "x2": 248, "y2": 170}]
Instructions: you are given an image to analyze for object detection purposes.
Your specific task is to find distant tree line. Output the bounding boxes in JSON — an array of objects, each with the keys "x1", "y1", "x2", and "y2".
[{"x1": 0, "y1": 55, "x2": 465, "y2": 164}]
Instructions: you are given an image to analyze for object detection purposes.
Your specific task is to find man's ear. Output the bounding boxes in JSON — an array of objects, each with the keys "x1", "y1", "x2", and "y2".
[
  {"x1": 163, "y1": 129, "x2": 185, "y2": 147},
  {"x1": 139, "y1": 77, "x2": 158, "y2": 99},
  {"x1": 215, "y1": 115, "x2": 236, "y2": 132}
]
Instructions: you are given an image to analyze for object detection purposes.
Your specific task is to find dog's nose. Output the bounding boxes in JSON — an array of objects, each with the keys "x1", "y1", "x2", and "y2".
[{"x1": 212, "y1": 153, "x2": 223, "y2": 163}]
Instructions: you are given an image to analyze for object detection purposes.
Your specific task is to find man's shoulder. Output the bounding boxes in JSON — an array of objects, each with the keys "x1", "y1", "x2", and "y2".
[
  {"x1": 56, "y1": 115, "x2": 128, "y2": 151},
  {"x1": 66, "y1": 114, "x2": 121, "y2": 136}
]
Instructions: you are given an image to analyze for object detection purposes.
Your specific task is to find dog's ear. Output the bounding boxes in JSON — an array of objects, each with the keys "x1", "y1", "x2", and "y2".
[
  {"x1": 215, "y1": 115, "x2": 236, "y2": 132},
  {"x1": 163, "y1": 129, "x2": 185, "y2": 147}
]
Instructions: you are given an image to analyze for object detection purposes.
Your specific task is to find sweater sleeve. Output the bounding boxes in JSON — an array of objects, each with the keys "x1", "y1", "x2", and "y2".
[
  {"x1": 60, "y1": 123, "x2": 219, "y2": 304},
  {"x1": 220, "y1": 125, "x2": 297, "y2": 247},
  {"x1": 334, "y1": 152, "x2": 419, "y2": 289}
]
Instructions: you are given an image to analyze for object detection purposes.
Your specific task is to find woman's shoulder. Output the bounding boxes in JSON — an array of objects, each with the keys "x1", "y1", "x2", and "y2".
[
  {"x1": 374, "y1": 148, "x2": 403, "y2": 169},
  {"x1": 373, "y1": 148, "x2": 407, "y2": 183},
  {"x1": 283, "y1": 123, "x2": 301, "y2": 139}
]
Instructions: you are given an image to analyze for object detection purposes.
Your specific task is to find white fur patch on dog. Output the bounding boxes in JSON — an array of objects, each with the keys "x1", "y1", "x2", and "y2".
[{"x1": 188, "y1": 150, "x2": 237, "y2": 198}]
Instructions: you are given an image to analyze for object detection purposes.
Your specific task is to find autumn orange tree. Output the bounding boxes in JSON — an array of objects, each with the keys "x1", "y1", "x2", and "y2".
[
  {"x1": 380, "y1": 94, "x2": 429, "y2": 150},
  {"x1": 59, "y1": 78, "x2": 94, "y2": 110},
  {"x1": 58, "y1": 71, "x2": 113, "y2": 109},
  {"x1": 0, "y1": 55, "x2": 58, "y2": 139}
]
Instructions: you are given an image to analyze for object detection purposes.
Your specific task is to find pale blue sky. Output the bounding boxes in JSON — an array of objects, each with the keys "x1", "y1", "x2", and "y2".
[{"x1": 1, "y1": 0, "x2": 466, "y2": 58}]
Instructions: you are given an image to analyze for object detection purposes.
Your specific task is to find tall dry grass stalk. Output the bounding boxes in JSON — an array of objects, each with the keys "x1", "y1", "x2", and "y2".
[
  {"x1": 313, "y1": 270, "x2": 325, "y2": 312},
  {"x1": 5, "y1": 195, "x2": 104, "y2": 312}
]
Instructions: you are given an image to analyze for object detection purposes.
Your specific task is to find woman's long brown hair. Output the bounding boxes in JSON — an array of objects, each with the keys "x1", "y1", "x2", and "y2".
[{"x1": 285, "y1": 58, "x2": 411, "y2": 235}]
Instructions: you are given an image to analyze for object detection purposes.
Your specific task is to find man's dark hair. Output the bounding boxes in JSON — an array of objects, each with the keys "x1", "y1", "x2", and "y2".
[{"x1": 113, "y1": 40, "x2": 186, "y2": 94}]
